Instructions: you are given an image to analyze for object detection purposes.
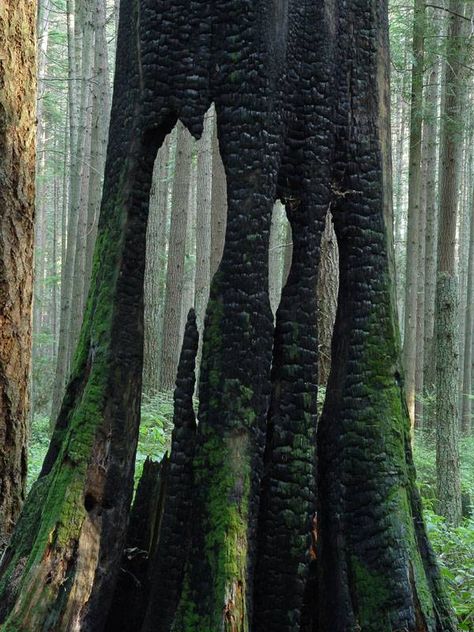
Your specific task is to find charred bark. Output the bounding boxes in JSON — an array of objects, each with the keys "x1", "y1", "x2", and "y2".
[
  {"x1": 142, "y1": 309, "x2": 198, "y2": 631},
  {"x1": 316, "y1": 1, "x2": 457, "y2": 631},
  {"x1": 0, "y1": 0, "x2": 457, "y2": 630},
  {"x1": 105, "y1": 457, "x2": 165, "y2": 632}
]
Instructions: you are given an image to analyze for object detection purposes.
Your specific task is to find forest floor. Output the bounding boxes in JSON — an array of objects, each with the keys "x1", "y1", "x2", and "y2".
[{"x1": 29, "y1": 393, "x2": 474, "y2": 631}]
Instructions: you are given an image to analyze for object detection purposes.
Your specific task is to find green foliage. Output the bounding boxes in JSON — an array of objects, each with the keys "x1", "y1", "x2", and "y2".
[
  {"x1": 27, "y1": 415, "x2": 50, "y2": 490},
  {"x1": 135, "y1": 391, "x2": 174, "y2": 483},
  {"x1": 28, "y1": 391, "x2": 175, "y2": 491},
  {"x1": 414, "y1": 434, "x2": 474, "y2": 630}
]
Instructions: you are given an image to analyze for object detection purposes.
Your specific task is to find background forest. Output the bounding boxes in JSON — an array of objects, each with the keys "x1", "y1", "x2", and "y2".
[{"x1": 29, "y1": 0, "x2": 473, "y2": 628}]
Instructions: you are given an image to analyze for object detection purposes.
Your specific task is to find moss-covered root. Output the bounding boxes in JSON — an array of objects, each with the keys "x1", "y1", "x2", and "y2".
[
  {"x1": 141, "y1": 310, "x2": 199, "y2": 632},
  {"x1": 315, "y1": 1, "x2": 457, "y2": 630}
]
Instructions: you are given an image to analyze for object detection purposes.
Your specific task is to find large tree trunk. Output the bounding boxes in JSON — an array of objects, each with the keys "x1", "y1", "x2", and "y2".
[
  {"x1": 0, "y1": 1, "x2": 175, "y2": 625},
  {"x1": 1, "y1": 0, "x2": 457, "y2": 629},
  {"x1": 316, "y1": 1, "x2": 456, "y2": 630},
  {"x1": 0, "y1": 0, "x2": 36, "y2": 549}
]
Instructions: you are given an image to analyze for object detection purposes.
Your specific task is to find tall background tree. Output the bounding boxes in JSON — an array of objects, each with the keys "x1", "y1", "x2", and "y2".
[{"x1": 0, "y1": 0, "x2": 36, "y2": 548}]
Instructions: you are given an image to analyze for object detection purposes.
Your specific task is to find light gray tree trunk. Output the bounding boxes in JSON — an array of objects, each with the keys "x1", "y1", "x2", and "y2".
[
  {"x1": 317, "y1": 211, "x2": 339, "y2": 386},
  {"x1": 423, "y1": 61, "x2": 440, "y2": 402},
  {"x1": 143, "y1": 139, "x2": 171, "y2": 395},
  {"x1": 402, "y1": 0, "x2": 425, "y2": 428},
  {"x1": 268, "y1": 201, "x2": 286, "y2": 316},
  {"x1": 159, "y1": 122, "x2": 193, "y2": 391},
  {"x1": 194, "y1": 108, "x2": 213, "y2": 333},
  {"x1": 435, "y1": 0, "x2": 465, "y2": 526},
  {"x1": 50, "y1": 0, "x2": 83, "y2": 425},
  {"x1": 84, "y1": 0, "x2": 111, "y2": 302}
]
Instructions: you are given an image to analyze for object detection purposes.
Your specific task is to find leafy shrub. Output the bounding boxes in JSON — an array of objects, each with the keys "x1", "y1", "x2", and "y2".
[{"x1": 424, "y1": 510, "x2": 474, "y2": 631}]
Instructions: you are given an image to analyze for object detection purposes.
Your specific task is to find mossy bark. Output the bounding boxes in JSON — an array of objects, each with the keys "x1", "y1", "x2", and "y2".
[{"x1": 0, "y1": 0, "x2": 36, "y2": 550}]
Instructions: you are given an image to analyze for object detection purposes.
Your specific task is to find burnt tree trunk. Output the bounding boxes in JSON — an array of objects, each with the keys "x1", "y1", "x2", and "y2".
[
  {"x1": 0, "y1": 0, "x2": 36, "y2": 549},
  {"x1": 316, "y1": 1, "x2": 456, "y2": 630},
  {"x1": 0, "y1": 1, "x2": 175, "y2": 627},
  {"x1": 0, "y1": 0, "x2": 457, "y2": 630}
]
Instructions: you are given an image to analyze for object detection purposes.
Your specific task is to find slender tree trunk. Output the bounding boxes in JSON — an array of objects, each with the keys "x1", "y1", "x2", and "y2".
[
  {"x1": 50, "y1": 0, "x2": 83, "y2": 425},
  {"x1": 461, "y1": 186, "x2": 474, "y2": 435},
  {"x1": 194, "y1": 108, "x2": 213, "y2": 333},
  {"x1": 423, "y1": 62, "x2": 440, "y2": 403},
  {"x1": 181, "y1": 156, "x2": 197, "y2": 333},
  {"x1": 268, "y1": 201, "x2": 286, "y2": 316},
  {"x1": 317, "y1": 211, "x2": 339, "y2": 386},
  {"x1": 143, "y1": 139, "x2": 171, "y2": 395},
  {"x1": 69, "y1": 0, "x2": 95, "y2": 354},
  {"x1": 435, "y1": 0, "x2": 465, "y2": 527},
  {"x1": 84, "y1": 0, "x2": 111, "y2": 302},
  {"x1": 210, "y1": 113, "x2": 227, "y2": 279},
  {"x1": 403, "y1": 0, "x2": 425, "y2": 428},
  {"x1": 159, "y1": 122, "x2": 193, "y2": 391},
  {"x1": 0, "y1": 0, "x2": 36, "y2": 549}
]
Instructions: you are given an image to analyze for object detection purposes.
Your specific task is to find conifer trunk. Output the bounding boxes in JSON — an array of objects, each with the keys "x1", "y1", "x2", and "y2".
[{"x1": 0, "y1": 0, "x2": 36, "y2": 549}]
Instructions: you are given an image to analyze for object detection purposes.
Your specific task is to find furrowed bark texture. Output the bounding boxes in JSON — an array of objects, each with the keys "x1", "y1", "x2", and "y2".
[
  {"x1": 0, "y1": 0, "x2": 457, "y2": 630},
  {"x1": 0, "y1": 0, "x2": 36, "y2": 548},
  {"x1": 316, "y1": 1, "x2": 456, "y2": 631},
  {"x1": 317, "y1": 212, "x2": 339, "y2": 386}
]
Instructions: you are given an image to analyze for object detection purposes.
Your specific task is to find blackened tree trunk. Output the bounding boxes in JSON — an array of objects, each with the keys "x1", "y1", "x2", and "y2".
[
  {"x1": 316, "y1": 1, "x2": 456, "y2": 630},
  {"x1": 0, "y1": 0, "x2": 36, "y2": 549},
  {"x1": 1, "y1": 0, "x2": 457, "y2": 630},
  {"x1": 0, "y1": 1, "x2": 175, "y2": 626}
]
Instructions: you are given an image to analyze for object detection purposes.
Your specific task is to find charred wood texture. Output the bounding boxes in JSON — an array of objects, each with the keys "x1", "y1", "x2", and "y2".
[
  {"x1": 142, "y1": 309, "x2": 198, "y2": 631},
  {"x1": 105, "y1": 457, "x2": 165, "y2": 632},
  {"x1": 316, "y1": 1, "x2": 457, "y2": 631},
  {"x1": 0, "y1": 0, "x2": 457, "y2": 630},
  {"x1": 253, "y1": 2, "x2": 334, "y2": 628}
]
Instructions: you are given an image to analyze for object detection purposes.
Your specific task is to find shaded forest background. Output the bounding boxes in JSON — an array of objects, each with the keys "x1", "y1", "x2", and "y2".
[{"x1": 28, "y1": 0, "x2": 473, "y2": 628}]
